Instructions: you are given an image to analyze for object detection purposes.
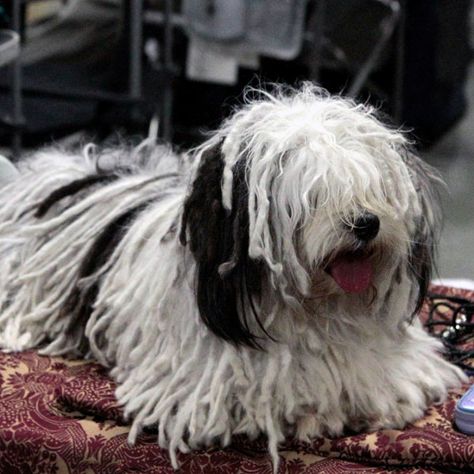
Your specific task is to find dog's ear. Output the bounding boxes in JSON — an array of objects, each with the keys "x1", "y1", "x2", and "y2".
[
  {"x1": 180, "y1": 142, "x2": 267, "y2": 348},
  {"x1": 406, "y1": 153, "x2": 442, "y2": 315}
]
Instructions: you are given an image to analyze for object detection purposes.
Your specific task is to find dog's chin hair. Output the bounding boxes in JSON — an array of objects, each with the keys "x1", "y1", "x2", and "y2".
[{"x1": 0, "y1": 85, "x2": 466, "y2": 472}]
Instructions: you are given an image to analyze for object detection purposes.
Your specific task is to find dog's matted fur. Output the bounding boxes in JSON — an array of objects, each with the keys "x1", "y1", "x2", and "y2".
[{"x1": 0, "y1": 86, "x2": 466, "y2": 469}]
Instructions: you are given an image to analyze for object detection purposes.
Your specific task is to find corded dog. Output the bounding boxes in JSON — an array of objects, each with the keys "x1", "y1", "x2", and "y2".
[{"x1": 0, "y1": 85, "x2": 465, "y2": 470}]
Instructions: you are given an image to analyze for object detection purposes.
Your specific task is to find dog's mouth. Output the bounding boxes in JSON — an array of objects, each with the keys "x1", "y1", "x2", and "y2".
[{"x1": 325, "y1": 249, "x2": 374, "y2": 294}]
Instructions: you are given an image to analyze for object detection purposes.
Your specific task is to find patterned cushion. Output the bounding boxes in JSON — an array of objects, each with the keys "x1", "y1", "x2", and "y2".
[{"x1": 0, "y1": 286, "x2": 473, "y2": 473}]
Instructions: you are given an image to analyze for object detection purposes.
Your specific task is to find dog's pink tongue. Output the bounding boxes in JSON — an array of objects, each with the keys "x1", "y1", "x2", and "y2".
[{"x1": 328, "y1": 255, "x2": 373, "y2": 293}]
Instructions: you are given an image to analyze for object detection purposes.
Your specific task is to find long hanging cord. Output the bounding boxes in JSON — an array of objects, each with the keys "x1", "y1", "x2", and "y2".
[{"x1": 425, "y1": 292, "x2": 474, "y2": 375}]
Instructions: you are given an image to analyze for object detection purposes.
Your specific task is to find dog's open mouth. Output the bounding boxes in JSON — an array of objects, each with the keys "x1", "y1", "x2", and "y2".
[{"x1": 325, "y1": 250, "x2": 373, "y2": 294}]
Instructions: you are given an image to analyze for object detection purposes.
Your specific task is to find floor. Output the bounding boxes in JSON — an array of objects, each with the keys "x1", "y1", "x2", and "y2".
[{"x1": 424, "y1": 67, "x2": 474, "y2": 281}]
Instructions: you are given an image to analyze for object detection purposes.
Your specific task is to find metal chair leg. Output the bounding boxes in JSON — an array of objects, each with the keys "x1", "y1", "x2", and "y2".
[
  {"x1": 129, "y1": 0, "x2": 143, "y2": 101},
  {"x1": 11, "y1": 0, "x2": 23, "y2": 159}
]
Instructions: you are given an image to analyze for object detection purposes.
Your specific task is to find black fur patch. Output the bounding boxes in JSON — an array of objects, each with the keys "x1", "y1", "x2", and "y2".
[
  {"x1": 62, "y1": 200, "x2": 154, "y2": 352},
  {"x1": 35, "y1": 174, "x2": 119, "y2": 218},
  {"x1": 405, "y1": 153, "x2": 439, "y2": 316},
  {"x1": 409, "y1": 223, "x2": 434, "y2": 315},
  {"x1": 180, "y1": 144, "x2": 267, "y2": 348}
]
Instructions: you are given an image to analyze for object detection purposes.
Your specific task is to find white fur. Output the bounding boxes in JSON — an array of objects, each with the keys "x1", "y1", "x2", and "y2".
[{"x1": 0, "y1": 86, "x2": 466, "y2": 471}]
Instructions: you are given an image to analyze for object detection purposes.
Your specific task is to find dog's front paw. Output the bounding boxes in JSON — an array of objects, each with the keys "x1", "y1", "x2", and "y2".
[
  {"x1": 296, "y1": 410, "x2": 346, "y2": 442},
  {"x1": 376, "y1": 353, "x2": 466, "y2": 430}
]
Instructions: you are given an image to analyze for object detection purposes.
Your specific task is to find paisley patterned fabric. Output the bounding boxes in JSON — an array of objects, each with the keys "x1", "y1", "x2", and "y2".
[{"x1": 0, "y1": 286, "x2": 473, "y2": 473}]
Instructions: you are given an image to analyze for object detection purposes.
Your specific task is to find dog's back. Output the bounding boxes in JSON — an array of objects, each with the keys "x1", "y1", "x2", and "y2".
[{"x1": 0, "y1": 144, "x2": 186, "y2": 356}]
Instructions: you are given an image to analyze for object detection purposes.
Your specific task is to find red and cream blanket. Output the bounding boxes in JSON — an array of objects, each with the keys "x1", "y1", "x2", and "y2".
[{"x1": 0, "y1": 286, "x2": 473, "y2": 473}]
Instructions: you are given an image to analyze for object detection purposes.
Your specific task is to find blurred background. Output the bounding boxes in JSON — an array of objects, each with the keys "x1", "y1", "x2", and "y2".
[{"x1": 0, "y1": 0, "x2": 472, "y2": 280}]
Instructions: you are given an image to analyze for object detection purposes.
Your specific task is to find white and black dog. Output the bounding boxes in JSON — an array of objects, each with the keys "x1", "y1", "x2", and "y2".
[{"x1": 0, "y1": 86, "x2": 465, "y2": 469}]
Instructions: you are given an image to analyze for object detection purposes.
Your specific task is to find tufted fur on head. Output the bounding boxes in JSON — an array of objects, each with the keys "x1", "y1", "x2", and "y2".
[{"x1": 0, "y1": 85, "x2": 465, "y2": 472}]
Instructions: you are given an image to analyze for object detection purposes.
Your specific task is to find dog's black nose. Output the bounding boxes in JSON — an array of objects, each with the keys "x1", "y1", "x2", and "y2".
[{"x1": 352, "y1": 213, "x2": 380, "y2": 241}]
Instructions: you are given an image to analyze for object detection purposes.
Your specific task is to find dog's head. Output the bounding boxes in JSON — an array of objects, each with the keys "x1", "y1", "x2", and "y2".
[{"x1": 180, "y1": 86, "x2": 441, "y2": 347}]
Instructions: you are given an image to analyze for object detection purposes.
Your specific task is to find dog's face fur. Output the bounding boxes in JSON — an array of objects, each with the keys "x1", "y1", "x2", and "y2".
[{"x1": 181, "y1": 86, "x2": 439, "y2": 347}]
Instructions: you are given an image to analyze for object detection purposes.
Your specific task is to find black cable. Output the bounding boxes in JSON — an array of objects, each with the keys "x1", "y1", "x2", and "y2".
[{"x1": 425, "y1": 292, "x2": 474, "y2": 376}]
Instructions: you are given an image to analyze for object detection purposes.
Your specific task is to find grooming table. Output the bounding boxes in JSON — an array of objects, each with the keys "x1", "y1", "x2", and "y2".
[{"x1": 0, "y1": 286, "x2": 473, "y2": 473}]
